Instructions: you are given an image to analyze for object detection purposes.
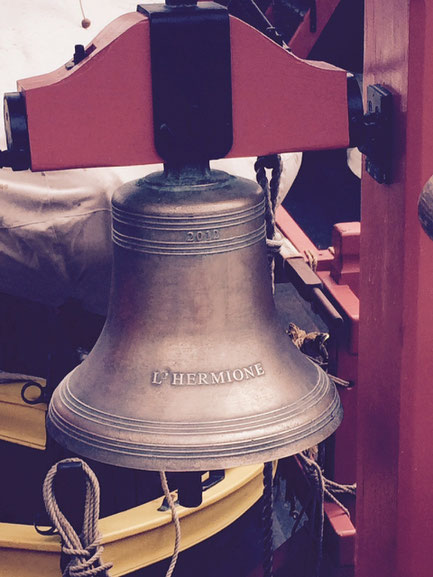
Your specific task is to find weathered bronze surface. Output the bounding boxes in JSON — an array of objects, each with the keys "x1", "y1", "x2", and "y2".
[{"x1": 47, "y1": 165, "x2": 342, "y2": 471}]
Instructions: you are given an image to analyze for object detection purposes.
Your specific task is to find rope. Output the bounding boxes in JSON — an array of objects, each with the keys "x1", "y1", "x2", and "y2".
[
  {"x1": 262, "y1": 462, "x2": 274, "y2": 577},
  {"x1": 255, "y1": 154, "x2": 282, "y2": 240},
  {"x1": 298, "y1": 452, "x2": 324, "y2": 577},
  {"x1": 297, "y1": 452, "x2": 356, "y2": 577},
  {"x1": 287, "y1": 322, "x2": 352, "y2": 388},
  {"x1": 42, "y1": 458, "x2": 112, "y2": 577},
  {"x1": 304, "y1": 249, "x2": 318, "y2": 272},
  {"x1": 43, "y1": 461, "x2": 181, "y2": 577},
  {"x1": 286, "y1": 323, "x2": 355, "y2": 573},
  {"x1": 255, "y1": 154, "x2": 283, "y2": 289},
  {"x1": 160, "y1": 471, "x2": 182, "y2": 577}
]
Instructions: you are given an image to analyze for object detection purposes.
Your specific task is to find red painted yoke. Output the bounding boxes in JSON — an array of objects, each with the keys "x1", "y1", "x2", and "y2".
[{"x1": 17, "y1": 12, "x2": 349, "y2": 171}]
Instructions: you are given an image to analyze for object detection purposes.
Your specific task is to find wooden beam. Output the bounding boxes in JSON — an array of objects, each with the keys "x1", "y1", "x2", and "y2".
[{"x1": 357, "y1": 2, "x2": 433, "y2": 576}]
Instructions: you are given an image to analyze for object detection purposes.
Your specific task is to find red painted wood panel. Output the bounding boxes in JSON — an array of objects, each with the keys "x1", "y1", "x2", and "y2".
[
  {"x1": 357, "y1": 2, "x2": 433, "y2": 576},
  {"x1": 18, "y1": 13, "x2": 349, "y2": 171}
]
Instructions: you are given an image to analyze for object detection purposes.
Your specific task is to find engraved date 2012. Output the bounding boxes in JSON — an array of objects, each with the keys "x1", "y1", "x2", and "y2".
[{"x1": 186, "y1": 229, "x2": 220, "y2": 242}]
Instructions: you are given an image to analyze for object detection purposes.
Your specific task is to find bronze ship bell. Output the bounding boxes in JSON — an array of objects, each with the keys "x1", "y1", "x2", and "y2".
[{"x1": 47, "y1": 164, "x2": 343, "y2": 471}]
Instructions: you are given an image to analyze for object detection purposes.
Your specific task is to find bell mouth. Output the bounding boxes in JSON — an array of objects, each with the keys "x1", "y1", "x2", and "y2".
[{"x1": 47, "y1": 361, "x2": 342, "y2": 472}]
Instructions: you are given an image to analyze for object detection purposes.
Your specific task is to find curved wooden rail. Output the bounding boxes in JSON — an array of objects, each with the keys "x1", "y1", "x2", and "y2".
[
  {"x1": 0, "y1": 464, "x2": 264, "y2": 576},
  {"x1": 0, "y1": 380, "x2": 265, "y2": 576}
]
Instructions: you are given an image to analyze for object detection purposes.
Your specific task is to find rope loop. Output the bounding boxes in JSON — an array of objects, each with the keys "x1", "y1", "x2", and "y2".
[{"x1": 42, "y1": 458, "x2": 112, "y2": 577}]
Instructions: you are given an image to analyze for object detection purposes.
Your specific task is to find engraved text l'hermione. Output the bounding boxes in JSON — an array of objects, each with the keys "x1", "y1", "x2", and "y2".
[{"x1": 151, "y1": 363, "x2": 265, "y2": 386}]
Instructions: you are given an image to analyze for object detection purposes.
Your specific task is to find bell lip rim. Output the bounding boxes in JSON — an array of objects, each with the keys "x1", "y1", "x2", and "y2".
[
  {"x1": 46, "y1": 404, "x2": 343, "y2": 472},
  {"x1": 49, "y1": 361, "x2": 334, "y2": 434},
  {"x1": 46, "y1": 383, "x2": 342, "y2": 471}
]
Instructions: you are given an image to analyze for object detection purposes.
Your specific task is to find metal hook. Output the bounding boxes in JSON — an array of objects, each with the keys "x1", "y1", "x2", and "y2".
[{"x1": 20, "y1": 380, "x2": 47, "y2": 405}]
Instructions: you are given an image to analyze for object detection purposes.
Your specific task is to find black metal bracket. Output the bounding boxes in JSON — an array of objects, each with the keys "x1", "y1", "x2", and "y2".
[
  {"x1": 362, "y1": 84, "x2": 393, "y2": 184},
  {"x1": 158, "y1": 469, "x2": 225, "y2": 511},
  {"x1": 1, "y1": 92, "x2": 31, "y2": 171},
  {"x1": 21, "y1": 380, "x2": 48, "y2": 405},
  {"x1": 347, "y1": 76, "x2": 393, "y2": 185},
  {"x1": 137, "y1": 1, "x2": 233, "y2": 164}
]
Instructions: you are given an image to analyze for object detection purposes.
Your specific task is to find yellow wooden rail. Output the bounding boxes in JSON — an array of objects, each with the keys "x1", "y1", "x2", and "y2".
[
  {"x1": 0, "y1": 379, "x2": 46, "y2": 450},
  {"x1": 0, "y1": 379, "x2": 265, "y2": 576},
  {"x1": 1, "y1": 464, "x2": 263, "y2": 576}
]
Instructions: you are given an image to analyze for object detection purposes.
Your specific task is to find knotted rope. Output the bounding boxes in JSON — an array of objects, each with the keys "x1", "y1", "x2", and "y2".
[
  {"x1": 42, "y1": 458, "x2": 112, "y2": 577},
  {"x1": 43, "y1": 460, "x2": 182, "y2": 577}
]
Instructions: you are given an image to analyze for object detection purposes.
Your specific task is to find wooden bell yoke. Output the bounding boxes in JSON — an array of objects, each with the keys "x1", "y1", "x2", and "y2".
[{"x1": 2, "y1": 2, "x2": 350, "y2": 172}]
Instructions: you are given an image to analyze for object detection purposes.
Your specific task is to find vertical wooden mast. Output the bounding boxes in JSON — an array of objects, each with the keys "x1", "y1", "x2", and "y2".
[{"x1": 357, "y1": 2, "x2": 433, "y2": 576}]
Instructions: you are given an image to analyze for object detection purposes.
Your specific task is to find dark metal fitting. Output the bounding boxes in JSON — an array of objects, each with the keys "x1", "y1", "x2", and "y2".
[
  {"x1": 176, "y1": 471, "x2": 204, "y2": 508},
  {"x1": 73, "y1": 44, "x2": 86, "y2": 65},
  {"x1": 165, "y1": 0, "x2": 198, "y2": 6},
  {"x1": 137, "y1": 1, "x2": 233, "y2": 163},
  {"x1": 3, "y1": 92, "x2": 31, "y2": 171},
  {"x1": 347, "y1": 75, "x2": 393, "y2": 184},
  {"x1": 57, "y1": 461, "x2": 84, "y2": 472},
  {"x1": 158, "y1": 470, "x2": 225, "y2": 510},
  {"x1": 21, "y1": 380, "x2": 47, "y2": 405},
  {"x1": 202, "y1": 470, "x2": 225, "y2": 491}
]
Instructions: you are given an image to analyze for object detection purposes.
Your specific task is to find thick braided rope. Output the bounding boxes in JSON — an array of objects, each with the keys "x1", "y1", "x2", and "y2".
[
  {"x1": 42, "y1": 458, "x2": 112, "y2": 577},
  {"x1": 297, "y1": 452, "x2": 356, "y2": 577},
  {"x1": 262, "y1": 462, "x2": 274, "y2": 577},
  {"x1": 255, "y1": 155, "x2": 283, "y2": 289},
  {"x1": 159, "y1": 471, "x2": 182, "y2": 577},
  {"x1": 255, "y1": 154, "x2": 283, "y2": 241}
]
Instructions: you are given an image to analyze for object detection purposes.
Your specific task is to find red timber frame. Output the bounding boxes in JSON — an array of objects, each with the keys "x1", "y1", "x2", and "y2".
[{"x1": 357, "y1": 2, "x2": 433, "y2": 577}]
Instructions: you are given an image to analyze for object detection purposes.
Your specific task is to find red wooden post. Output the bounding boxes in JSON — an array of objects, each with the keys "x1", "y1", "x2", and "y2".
[{"x1": 357, "y1": 2, "x2": 433, "y2": 576}]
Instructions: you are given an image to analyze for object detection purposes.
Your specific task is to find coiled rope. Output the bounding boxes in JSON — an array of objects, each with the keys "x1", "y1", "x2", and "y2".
[
  {"x1": 43, "y1": 458, "x2": 112, "y2": 577},
  {"x1": 43, "y1": 460, "x2": 182, "y2": 577}
]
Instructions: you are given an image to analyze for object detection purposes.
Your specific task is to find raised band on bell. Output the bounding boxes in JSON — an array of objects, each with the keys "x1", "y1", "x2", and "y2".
[{"x1": 47, "y1": 163, "x2": 342, "y2": 471}]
